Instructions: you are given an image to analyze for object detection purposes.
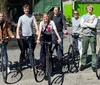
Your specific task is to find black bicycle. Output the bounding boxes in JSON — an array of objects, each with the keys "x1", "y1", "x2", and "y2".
[
  {"x1": 19, "y1": 36, "x2": 38, "y2": 81},
  {"x1": 43, "y1": 41, "x2": 52, "y2": 85},
  {"x1": 96, "y1": 32, "x2": 100, "y2": 79},
  {"x1": 67, "y1": 33, "x2": 80, "y2": 73}
]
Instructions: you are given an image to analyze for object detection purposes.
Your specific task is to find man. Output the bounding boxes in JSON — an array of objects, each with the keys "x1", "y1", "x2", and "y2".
[
  {"x1": 80, "y1": 4, "x2": 98, "y2": 72},
  {"x1": 51, "y1": 7, "x2": 68, "y2": 59},
  {"x1": 16, "y1": 4, "x2": 38, "y2": 68}
]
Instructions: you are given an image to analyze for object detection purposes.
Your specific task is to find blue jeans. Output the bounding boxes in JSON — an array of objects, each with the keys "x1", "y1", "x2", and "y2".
[
  {"x1": 0, "y1": 43, "x2": 8, "y2": 61},
  {"x1": 52, "y1": 32, "x2": 63, "y2": 59}
]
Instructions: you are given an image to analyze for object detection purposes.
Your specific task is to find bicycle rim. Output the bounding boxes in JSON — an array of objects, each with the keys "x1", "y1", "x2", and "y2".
[
  {"x1": 96, "y1": 49, "x2": 100, "y2": 79},
  {"x1": 1, "y1": 50, "x2": 8, "y2": 83}
]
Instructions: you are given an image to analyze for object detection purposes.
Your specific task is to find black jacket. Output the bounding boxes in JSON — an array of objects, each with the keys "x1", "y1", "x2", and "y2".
[{"x1": 51, "y1": 12, "x2": 67, "y2": 32}]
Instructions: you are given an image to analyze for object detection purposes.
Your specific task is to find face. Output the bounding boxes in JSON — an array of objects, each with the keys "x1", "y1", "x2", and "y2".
[
  {"x1": 53, "y1": 7, "x2": 59, "y2": 15},
  {"x1": 0, "y1": 13, "x2": 4, "y2": 22},
  {"x1": 43, "y1": 14, "x2": 49, "y2": 22},
  {"x1": 73, "y1": 11, "x2": 79, "y2": 19},
  {"x1": 23, "y1": 7, "x2": 29, "y2": 14},
  {"x1": 87, "y1": 6, "x2": 93, "y2": 14}
]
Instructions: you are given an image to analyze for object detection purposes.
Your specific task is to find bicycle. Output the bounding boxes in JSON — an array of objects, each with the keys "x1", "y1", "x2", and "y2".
[
  {"x1": 67, "y1": 33, "x2": 80, "y2": 73},
  {"x1": 96, "y1": 31, "x2": 100, "y2": 79},
  {"x1": 0, "y1": 37, "x2": 12, "y2": 83},
  {"x1": 19, "y1": 36, "x2": 38, "y2": 81}
]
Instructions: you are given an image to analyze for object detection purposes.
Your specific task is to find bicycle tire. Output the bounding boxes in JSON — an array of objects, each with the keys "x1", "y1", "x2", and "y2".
[
  {"x1": 68, "y1": 45, "x2": 78, "y2": 73},
  {"x1": 28, "y1": 47, "x2": 38, "y2": 81},
  {"x1": 46, "y1": 53, "x2": 52, "y2": 85},
  {"x1": 96, "y1": 48, "x2": 100, "y2": 79},
  {"x1": 1, "y1": 49, "x2": 8, "y2": 83}
]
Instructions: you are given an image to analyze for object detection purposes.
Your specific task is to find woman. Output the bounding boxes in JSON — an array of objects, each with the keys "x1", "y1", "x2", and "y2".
[
  {"x1": 37, "y1": 13, "x2": 61, "y2": 70},
  {"x1": 71, "y1": 10, "x2": 83, "y2": 66}
]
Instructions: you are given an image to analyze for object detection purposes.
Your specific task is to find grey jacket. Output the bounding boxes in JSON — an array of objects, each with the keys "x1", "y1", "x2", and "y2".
[{"x1": 80, "y1": 14, "x2": 98, "y2": 36}]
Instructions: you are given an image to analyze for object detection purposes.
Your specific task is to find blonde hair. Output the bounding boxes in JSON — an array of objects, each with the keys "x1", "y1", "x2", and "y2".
[
  {"x1": 86, "y1": 4, "x2": 93, "y2": 10},
  {"x1": 42, "y1": 13, "x2": 50, "y2": 24}
]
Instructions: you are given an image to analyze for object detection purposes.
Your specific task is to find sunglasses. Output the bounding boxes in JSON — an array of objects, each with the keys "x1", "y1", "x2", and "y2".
[{"x1": 74, "y1": 13, "x2": 78, "y2": 14}]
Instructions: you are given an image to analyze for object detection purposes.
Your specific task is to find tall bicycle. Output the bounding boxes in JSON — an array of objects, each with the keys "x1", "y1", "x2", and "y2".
[
  {"x1": 67, "y1": 33, "x2": 80, "y2": 72},
  {"x1": 19, "y1": 36, "x2": 38, "y2": 81}
]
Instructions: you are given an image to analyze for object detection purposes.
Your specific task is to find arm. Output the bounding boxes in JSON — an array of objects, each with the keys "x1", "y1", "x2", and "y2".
[
  {"x1": 61, "y1": 14, "x2": 68, "y2": 34},
  {"x1": 80, "y1": 17, "x2": 88, "y2": 28},
  {"x1": 7, "y1": 24, "x2": 14, "y2": 38},
  {"x1": 36, "y1": 22, "x2": 42, "y2": 44},
  {"x1": 52, "y1": 21, "x2": 61, "y2": 43},
  {"x1": 33, "y1": 17, "x2": 39, "y2": 35},
  {"x1": 16, "y1": 17, "x2": 21, "y2": 39},
  {"x1": 84, "y1": 18, "x2": 98, "y2": 29},
  {"x1": 54, "y1": 28, "x2": 61, "y2": 43},
  {"x1": 61, "y1": 14, "x2": 67, "y2": 30}
]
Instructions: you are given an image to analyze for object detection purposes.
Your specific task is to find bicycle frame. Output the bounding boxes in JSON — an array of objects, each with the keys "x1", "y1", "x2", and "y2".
[{"x1": 43, "y1": 41, "x2": 52, "y2": 85}]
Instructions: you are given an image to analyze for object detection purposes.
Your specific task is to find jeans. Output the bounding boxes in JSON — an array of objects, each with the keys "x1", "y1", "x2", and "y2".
[
  {"x1": 52, "y1": 32, "x2": 63, "y2": 58},
  {"x1": 40, "y1": 36, "x2": 52, "y2": 67},
  {"x1": 0, "y1": 43, "x2": 8, "y2": 63},
  {"x1": 17, "y1": 36, "x2": 35, "y2": 63}
]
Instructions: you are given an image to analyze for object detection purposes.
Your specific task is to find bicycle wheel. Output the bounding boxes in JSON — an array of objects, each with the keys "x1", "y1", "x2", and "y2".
[
  {"x1": 46, "y1": 53, "x2": 52, "y2": 85},
  {"x1": 1, "y1": 49, "x2": 8, "y2": 83},
  {"x1": 68, "y1": 45, "x2": 78, "y2": 73},
  {"x1": 96, "y1": 48, "x2": 100, "y2": 79}
]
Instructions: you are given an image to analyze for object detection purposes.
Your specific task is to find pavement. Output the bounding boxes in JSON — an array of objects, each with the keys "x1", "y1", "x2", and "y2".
[{"x1": 0, "y1": 27, "x2": 100, "y2": 85}]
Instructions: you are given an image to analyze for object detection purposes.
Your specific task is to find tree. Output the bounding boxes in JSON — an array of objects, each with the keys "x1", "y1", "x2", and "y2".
[{"x1": 0, "y1": 0, "x2": 7, "y2": 15}]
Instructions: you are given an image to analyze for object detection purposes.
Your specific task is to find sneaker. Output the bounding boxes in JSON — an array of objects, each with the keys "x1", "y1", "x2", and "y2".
[
  {"x1": 92, "y1": 67, "x2": 96, "y2": 72},
  {"x1": 80, "y1": 65, "x2": 85, "y2": 71},
  {"x1": 7, "y1": 67, "x2": 10, "y2": 73}
]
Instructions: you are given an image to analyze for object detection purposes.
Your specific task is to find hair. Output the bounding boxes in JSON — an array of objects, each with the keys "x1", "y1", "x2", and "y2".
[
  {"x1": 23, "y1": 4, "x2": 30, "y2": 9},
  {"x1": 86, "y1": 4, "x2": 93, "y2": 10},
  {"x1": 42, "y1": 13, "x2": 50, "y2": 24},
  {"x1": 73, "y1": 10, "x2": 79, "y2": 15}
]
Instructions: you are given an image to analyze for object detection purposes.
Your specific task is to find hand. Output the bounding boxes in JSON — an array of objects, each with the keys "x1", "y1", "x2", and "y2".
[
  {"x1": 36, "y1": 39, "x2": 40, "y2": 44},
  {"x1": 63, "y1": 30, "x2": 68, "y2": 35},
  {"x1": 57, "y1": 38, "x2": 61, "y2": 44},
  {"x1": 11, "y1": 36, "x2": 15, "y2": 39},
  {"x1": 16, "y1": 35, "x2": 20, "y2": 39}
]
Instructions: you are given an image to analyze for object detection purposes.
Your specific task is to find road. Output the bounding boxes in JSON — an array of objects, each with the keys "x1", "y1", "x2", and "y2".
[{"x1": 0, "y1": 27, "x2": 100, "y2": 85}]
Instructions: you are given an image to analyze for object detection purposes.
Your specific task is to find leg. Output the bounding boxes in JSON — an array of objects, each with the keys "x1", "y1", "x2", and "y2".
[
  {"x1": 17, "y1": 39, "x2": 26, "y2": 64},
  {"x1": 81, "y1": 36, "x2": 89, "y2": 66},
  {"x1": 58, "y1": 32, "x2": 63, "y2": 57},
  {"x1": 78, "y1": 37, "x2": 83, "y2": 66},
  {"x1": 90, "y1": 36, "x2": 97, "y2": 68}
]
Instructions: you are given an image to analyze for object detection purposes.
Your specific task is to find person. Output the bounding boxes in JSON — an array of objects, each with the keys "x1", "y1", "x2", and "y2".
[
  {"x1": 71, "y1": 10, "x2": 83, "y2": 66},
  {"x1": 80, "y1": 4, "x2": 98, "y2": 72},
  {"x1": 51, "y1": 7, "x2": 68, "y2": 59},
  {"x1": 0, "y1": 11, "x2": 14, "y2": 71},
  {"x1": 16, "y1": 4, "x2": 38, "y2": 68},
  {"x1": 37, "y1": 13, "x2": 61, "y2": 70}
]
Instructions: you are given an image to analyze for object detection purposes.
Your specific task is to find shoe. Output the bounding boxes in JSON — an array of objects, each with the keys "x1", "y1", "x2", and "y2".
[
  {"x1": 80, "y1": 65, "x2": 85, "y2": 71},
  {"x1": 92, "y1": 67, "x2": 96, "y2": 72}
]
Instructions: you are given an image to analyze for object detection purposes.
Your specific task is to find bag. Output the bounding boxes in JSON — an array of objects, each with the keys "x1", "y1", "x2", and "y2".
[{"x1": 41, "y1": 23, "x2": 52, "y2": 42}]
